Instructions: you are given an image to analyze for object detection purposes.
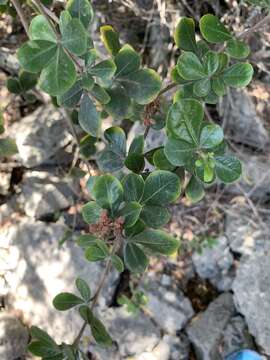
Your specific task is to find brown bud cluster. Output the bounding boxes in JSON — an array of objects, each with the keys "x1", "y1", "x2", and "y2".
[
  {"x1": 89, "y1": 210, "x2": 124, "y2": 238},
  {"x1": 143, "y1": 98, "x2": 161, "y2": 126}
]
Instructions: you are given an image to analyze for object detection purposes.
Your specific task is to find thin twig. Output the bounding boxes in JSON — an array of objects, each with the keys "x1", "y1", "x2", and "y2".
[{"x1": 10, "y1": 0, "x2": 29, "y2": 36}]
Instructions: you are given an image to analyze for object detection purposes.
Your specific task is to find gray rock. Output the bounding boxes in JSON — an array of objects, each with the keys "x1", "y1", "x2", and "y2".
[
  {"x1": 220, "y1": 90, "x2": 269, "y2": 149},
  {"x1": 192, "y1": 236, "x2": 235, "y2": 291},
  {"x1": 19, "y1": 171, "x2": 77, "y2": 219},
  {"x1": 142, "y1": 279, "x2": 194, "y2": 334},
  {"x1": 226, "y1": 155, "x2": 270, "y2": 202},
  {"x1": 0, "y1": 172, "x2": 11, "y2": 196},
  {"x1": 127, "y1": 122, "x2": 166, "y2": 152},
  {"x1": 221, "y1": 316, "x2": 255, "y2": 357},
  {"x1": 98, "y1": 307, "x2": 160, "y2": 357},
  {"x1": 233, "y1": 252, "x2": 270, "y2": 355},
  {"x1": 0, "y1": 47, "x2": 20, "y2": 74},
  {"x1": 186, "y1": 293, "x2": 235, "y2": 360},
  {"x1": 0, "y1": 313, "x2": 29, "y2": 360},
  {"x1": 225, "y1": 206, "x2": 270, "y2": 255},
  {"x1": 0, "y1": 219, "x2": 119, "y2": 343},
  {"x1": 9, "y1": 105, "x2": 72, "y2": 167}
]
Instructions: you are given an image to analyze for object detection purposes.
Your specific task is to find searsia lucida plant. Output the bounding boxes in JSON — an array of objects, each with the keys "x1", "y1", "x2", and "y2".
[{"x1": 2, "y1": 0, "x2": 258, "y2": 357}]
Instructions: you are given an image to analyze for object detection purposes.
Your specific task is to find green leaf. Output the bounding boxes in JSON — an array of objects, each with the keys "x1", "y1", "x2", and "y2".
[
  {"x1": 104, "y1": 126, "x2": 126, "y2": 154},
  {"x1": 92, "y1": 175, "x2": 123, "y2": 213},
  {"x1": 122, "y1": 173, "x2": 144, "y2": 202},
  {"x1": 76, "y1": 278, "x2": 91, "y2": 302},
  {"x1": 129, "y1": 135, "x2": 144, "y2": 155},
  {"x1": 53, "y1": 292, "x2": 84, "y2": 311},
  {"x1": 57, "y1": 80, "x2": 83, "y2": 107},
  {"x1": 199, "y1": 14, "x2": 232, "y2": 43},
  {"x1": 105, "y1": 86, "x2": 131, "y2": 119},
  {"x1": 193, "y1": 78, "x2": 211, "y2": 97},
  {"x1": 61, "y1": 17, "x2": 87, "y2": 55},
  {"x1": 203, "y1": 50, "x2": 219, "y2": 75},
  {"x1": 153, "y1": 148, "x2": 175, "y2": 171},
  {"x1": 177, "y1": 52, "x2": 206, "y2": 80},
  {"x1": 39, "y1": 46, "x2": 76, "y2": 96},
  {"x1": 59, "y1": 10, "x2": 72, "y2": 34},
  {"x1": 90, "y1": 84, "x2": 110, "y2": 104},
  {"x1": 140, "y1": 205, "x2": 170, "y2": 228},
  {"x1": 131, "y1": 229, "x2": 179, "y2": 255},
  {"x1": 166, "y1": 98, "x2": 204, "y2": 142},
  {"x1": 215, "y1": 155, "x2": 242, "y2": 183},
  {"x1": 164, "y1": 138, "x2": 197, "y2": 166},
  {"x1": 97, "y1": 148, "x2": 124, "y2": 172},
  {"x1": 0, "y1": 137, "x2": 18, "y2": 157},
  {"x1": 217, "y1": 53, "x2": 229, "y2": 73},
  {"x1": 222, "y1": 63, "x2": 253, "y2": 88},
  {"x1": 171, "y1": 66, "x2": 189, "y2": 84},
  {"x1": 29, "y1": 15, "x2": 57, "y2": 43},
  {"x1": 197, "y1": 40, "x2": 210, "y2": 58},
  {"x1": 142, "y1": 170, "x2": 181, "y2": 205},
  {"x1": 82, "y1": 201, "x2": 102, "y2": 224},
  {"x1": 78, "y1": 92, "x2": 100, "y2": 136},
  {"x1": 124, "y1": 153, "x2": 145, "y2": 173},
  {"x1": 199, "y1": 124, "x2": 224, "y2": 149},
  {"x1": 125, "y1": 219, "x2": 146, "y2": 238},
  {"x1": 77, "y1": 234, "x2": 99, "y2": 248},
  {"x1": 81, "y1": 73, "x2": 94, "y2": 91},
  {"x1": 174, "y1": 17, "x2": 197, "y2": 52},
  {"x1": 115, "y1": 44, "x2": 140, "y2": 77},
  {"x1": 100, "y1": 25, "x2": 121, "y2": 56},
  {"x1": 119, "y1": 201, "x2": 142, "y2": 228},
  {"x1": 0, "y1": 111, "x2": 4, "y2": 135},
  {"x1": 185, "y1": 175, "x2": 205, "y2": 203},
  {"x1": 30, "y1": 326, "x2": 57, "y2": 347},
  {"x1": 6, "y1": 78, "x2": 21, "y2": 94},
  {"x1": 85, "y1": 240, "x2": 110, "y2": 262},
  {"x1": 111, "y1": 254, "x2": 124, "y2": 273},
  {"x1": 212, "y1": 77, "x2": 227, "y2": 96},
  {"x1": 19, "y1": 71, "x2": 38, "y2": 91},
  {"x1": 79, "y1": 306, "x2": 113, "y2": 346},
  {"x1": 246, "y1": 0, "x2": 270, "y2": 7},
  {"x1": 28, "y1": 341, "x2": 62, "y2": 358},
  {"x1": 66, "y1": 0, "x2": 94, "y2": 28},
  {"x1": 120, "y1": 69, "x2": 162, "y2": 105},
  {"x1": 18, "y1": 40, "x2": 57, "y2": 73},
  {"x1": 226, "y1": 39, "x2": 250, "y2": 59},
  {"x1": 89, "y1": 60, "x2": 116, "y2": 79},
  {"x1": 124, "y1": 242, "x2": 148, "y2": 273}
]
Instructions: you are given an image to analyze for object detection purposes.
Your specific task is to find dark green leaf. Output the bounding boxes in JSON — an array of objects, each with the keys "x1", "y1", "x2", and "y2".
[
  {"x1": 0, "y1": 137, "x2": 18, "y2": 157},
  {"x1": 128, "y1": 135, "x2": 144, "y2": 155},
  {"x1": 111, "y1": 254, "x2": 124, "y2": 273},
  {"x1": 79, "y1": 134, "x2": 96, "y2": 158},
  {"x1": 6, "y1": 78, "x2": 21, "y2": 94},
  {"x1": 97, "y1": 148, "x2": 124, "y2": 172},
  {"x1": 66, "y1": 0, "x2": 94, "y2": 28},
  {"x1": 222, "y1": 63, "x2": 253, "y2": 88},
  {"x1": 215, "y1": 155, "x2": 242, "y2": 183},
  {"x1": 212, "y1": 77, "x2": 227, "y2": 96},
  {"x1": 18, "y1": 40, "x2": 57, "y2": 73},
  {"x1": 166, "y1": 98, "x2": 203, "y2": 142},
  {"x1": 85, "y1": 240, "x2": 110, "y2": 262},
  {"x1": 90, "y1": 84, "x2": 111, "y2": 104},
  {"x1": 199, "y1": 124, "x2": 224, "y2": 149},
  {"x1": 142, "y1": 170, "x2": 181, "y2": 205},
  {"x1": 125, "y1": 219, "x2": 146, "y2": 238},
  {"x1": 77, "y1": 234, "x2": 99, "y2": 248},
  {"x1": 124, "y1": 153, "x2": 145, "y2": 173},
  {"x1": 39, "y1": 46, "x2": 76, "y2": 96},
  {"x1": 53, "y1": 292, "x2": 84, "y2": 311},
  {"x1": 174, "y1": 17, "x2": 197, "y2": 52},
  {"x1": 124, "y1": 242, "x2": 148, "y2": 273},
  {"x1": 29, "y1": 15, "x2": 57, "y2": 43},
  {"x1": 140, "y1": 205, "x2": 170, "y2": 228},
  {"x1": 164, "y1": 137, "x2": 197, "y2": 166},
  {"x1": 92, "y1": 175, "x2": 123, "y2": 212},
  {"x1": 100, "y1": 25, "x2": 121, "y2": 56},
  {"x1": 115, "y1": 44, "x2": 140, "y2": 77},
  {"x1": 76, "y1": 278, "x2": 91, "y2": 302},
  {"x1": 89, "y1": 59, "x2": 116, "y2": 79},
  {"x1": 203, "y1": 50, "x2": 219, "y2": 75},
  {"x1": 122, "y1": 173, "x2": 144, "y2": 202},
  {"x1": 185, "y1": 175, "x2": 205, "y2": 203},
  {"x1": 19, "y1": 71, "x2": 38, "y2": 91},
  {"x1": 193, "y1": 78, "x2": 211, "y2": 97},
  {"x1": 78, "y1": 92, "x2": 100, "y2": 136},
  {"x1": 177, "y1": 52, "x2": 206, "y2": 80},
  {"x1": 226, "y1": 39, "x2": 250, "y2": 59},
  {"x1": 57, "y1": 80, "x2": 83, "y2": 108},
  {"x1": 30, "y1": 326, "x2": 57, "y2": 347},
  {"x1": 199, "y1": 14, "x2": 232, "y2": 43},
  {"x1": 82, "y1": 201, "x2": 102, "y2": 224},
  {"x1": 119, "y1": 201, "x2": 142, "y2": 228},
  {"x1": 216, "y1": 53, "x2": 229, "y2": 73},
  {"x1": 105, "y1": 86, "x2": 131, "y2": 119},
  {"x1": 153, "y1": 148, "x2": 175, "y2": 171},
  {"x1": 120, "y1": 69, "x2": 162, "y2": 105},
  {"x1": 104, "y1": 126, "x2": 126, "y2": 154},
  {"x1": 196, "y1": 39, "x2": 210, "y2": 58},
  {"x1": 28, "y1": 341, "x2": 62, "y2": 357},
  {"x1": 131, "y1": 229, "x2": 180, "y2": 255},
  {"x1": 0, "y1": 111, "x2": 4, "y2": 134}
]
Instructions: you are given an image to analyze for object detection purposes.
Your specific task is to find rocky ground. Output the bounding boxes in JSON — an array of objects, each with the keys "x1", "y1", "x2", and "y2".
[{"x1": 1, "y1": 1, "x2": 270, "y2": 359}]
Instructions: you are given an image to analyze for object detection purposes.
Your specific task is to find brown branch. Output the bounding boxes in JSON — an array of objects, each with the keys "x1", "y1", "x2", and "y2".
[{"x1": 10, "y1": 0, "x2": 29, "y2": 36}]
